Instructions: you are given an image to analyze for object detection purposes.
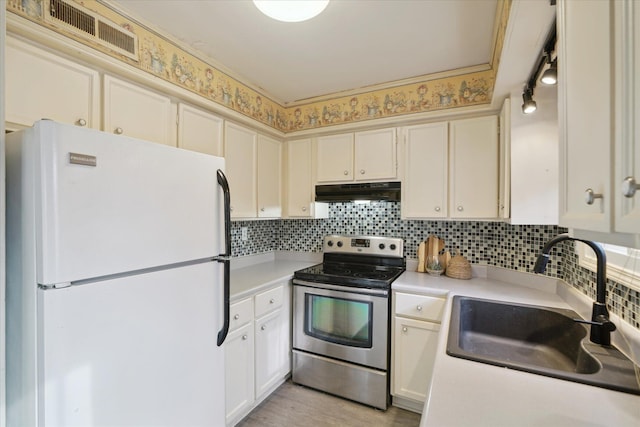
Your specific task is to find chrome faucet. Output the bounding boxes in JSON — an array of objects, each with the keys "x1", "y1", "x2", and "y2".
[{"x1": 534, "y1": 233, "x2": 616, "y2": 346}]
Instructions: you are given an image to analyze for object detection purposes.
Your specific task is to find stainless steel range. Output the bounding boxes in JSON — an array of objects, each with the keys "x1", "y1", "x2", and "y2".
[{"x1": 292, "y1": 235, "x2": 405, "y2": 410}]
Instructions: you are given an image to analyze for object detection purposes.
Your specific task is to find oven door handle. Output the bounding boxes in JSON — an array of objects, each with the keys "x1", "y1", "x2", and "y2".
[{"x1": 292, "y1": 279, "x2": 389, "y2": 297}]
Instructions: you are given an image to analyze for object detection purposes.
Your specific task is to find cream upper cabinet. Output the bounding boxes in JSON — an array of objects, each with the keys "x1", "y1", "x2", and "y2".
[
  {"x1": 354, "y1": 128, "x2": 397, "y2": 181},
  {"x1": 499, "y1": 98, "x2": 511, "y2": 221},
  {"x1": 5, "y1": 37, "x2": 99, "y2": 129},
  {"x1": 450, "y1": 116, "x2": 499, "y2": 219},
  {"x1": 103, "y1": 75, "x2": 175, "y2": 146},
  {"x1": 224, "y1": 122, "x2": 257, "y2": 219},
  {"x1": 316, "y1": 133, "x2": 354, "y2": 182},
  {"x1": 558, "y1": 0, "x2": 612, "y2": 232},
  {"x1": 285, "y1": 139, "x2": 329, "y2": 219},
  {"x1": 177, "y1": 103, "x2": 223, "y2": 156},
  {"x1": 316, "y1": 128, "x2": 397, "y2": 183},
  {"x1": 257, "y1": 134, "x2": 282, "y2": 218},
  {"x1": 401, "y1": 123, "x2": 448, "y2": 219},
  {"x1": 614, "y1": 0, "x2": 640, "y2": 235}
]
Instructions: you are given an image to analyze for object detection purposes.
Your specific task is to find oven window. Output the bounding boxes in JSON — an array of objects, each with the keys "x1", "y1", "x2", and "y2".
[{"x1": 304, "y1": 294, "x2": 373, "y2": 348}]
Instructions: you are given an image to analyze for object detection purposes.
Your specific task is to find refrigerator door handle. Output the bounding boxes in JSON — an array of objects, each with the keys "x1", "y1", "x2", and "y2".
[{"x1": 216, "y1": 169, "x2": 231, "y2": 346}]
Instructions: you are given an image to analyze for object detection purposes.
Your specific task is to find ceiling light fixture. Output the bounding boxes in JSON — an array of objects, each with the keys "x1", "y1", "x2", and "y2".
[
  {"x1": 522, "y1": 88, "x2": 537, "y2": 114},
  {"x1": 253, "y1": 0, "x2": 330, "y2": 23}
]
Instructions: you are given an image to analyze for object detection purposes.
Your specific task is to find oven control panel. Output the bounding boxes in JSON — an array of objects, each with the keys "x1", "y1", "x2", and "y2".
[{"x1": 323, "y1": 235, "x2": 403, "y2": 257}]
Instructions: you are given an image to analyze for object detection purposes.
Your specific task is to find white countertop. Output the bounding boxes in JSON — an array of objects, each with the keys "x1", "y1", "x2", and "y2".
[
  {"x1": 229, "y1": 251, "x2": 320, "y2": 301},
  {"x1": 394, "y1": 265, "x2": 640, "y2": 427}
]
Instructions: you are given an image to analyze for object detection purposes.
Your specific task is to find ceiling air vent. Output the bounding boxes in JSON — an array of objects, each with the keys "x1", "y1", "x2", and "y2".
[{"x1": 47, "y1": 0, "x2": 139, "y2": 61}]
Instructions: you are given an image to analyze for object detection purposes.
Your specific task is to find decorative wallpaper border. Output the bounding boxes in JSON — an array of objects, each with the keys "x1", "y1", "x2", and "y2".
[{"x1": 7, "y1": 0, "x2": 511, "y2": 133}]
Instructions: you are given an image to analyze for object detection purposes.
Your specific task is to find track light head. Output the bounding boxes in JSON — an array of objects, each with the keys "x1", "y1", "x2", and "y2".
[
  {"x1": 541, "y1": 59, "x2": 557, "y2": 85},
  {"x1": 522, "y1": 89, "x2": 537, "y2": 114}
]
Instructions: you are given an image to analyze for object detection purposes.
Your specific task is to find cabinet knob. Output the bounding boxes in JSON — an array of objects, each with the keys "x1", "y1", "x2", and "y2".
[
  {"x1": 457, "y1": 206, "x2": 464, "y2": 212},
  {"x1": 230, "y1": 206, "x2": 234, "y2": 212},
  {"x1": 261, "y1": 325, "x2": 266, "y2": 331},
  {"x1": 360, "y1": 169, "x2": 365, "y2": 175},
  {"x1": 343, "y1": 170, "x2": 349, "y2": 175},
  {"x1": 402, "y1": 327, "x2": 408, "y2": 333},
  {"x1": 260, "y1": 207, "x2": 265, "y2": 212},
  {"x1": 242, "y1": 335, "x2": 248, "y2": 340},
  {"x1": 114, "y1": 127, "x2": 123, "y2": 135},
  {"x1": 233, "y1": 314, "x2": 240, "y2": 320},
  {"x1": 302, "y1": 206, "x2": 307, "y2": 212},
  {"x1": 585, "y1": 188, "x2": 604, "y2": 205},
  {"x1": 269, "y1": 298, "x2": 275, "y2": 304},
  {"x1": 76, "y1": 118, "x2": 87, "y2": 127},
  {"x1": 417, "y1": 305, "x2": 423, "y2": 311},
  {"x1": 434, "y1": 206, "x2": 441, "y2": 212},
  {"x1": 622, "y1": 177, "x2": 639, "y2": 198}
]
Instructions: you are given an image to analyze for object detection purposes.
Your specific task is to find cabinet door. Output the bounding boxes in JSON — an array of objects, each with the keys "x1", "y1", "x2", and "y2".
[
  {"x1": 449, "y1": 116, "x2": 499, "y2": 218},
  {"x1": 614, "y1": 1, "x2": 640, "y2": 234},
  {"x1": 392, "y1": 317, "x2": 440, "y2": 404},
  {"x1": 257, "y1": 135, "x2": 282, "y2": 218},
  {"x1": 354, "y1": 128, "x2": 397, "y2": 181},
  {"x1": 287, "y1": 139, "x2": 313, "y2": 217},
  {"x1": 499, "y1": 98, "x2": 511, "y2": 220},
  {"x1": 316, "y1": 133, "x2": 354, "y2": 182},
  {"x1": 6, "y1": 37, "x2": 99, "y2": 129},
  {"x1": 225, "y1": 122, "x2": 257, "y2": 218},
  {"x1": 103, "y1": 75, "x2": 174, "y2": 146},
  {"x1": 558, "y1": 0, "x2": 612, "y2": 232},
  {"x1": 225, "y1": 322, "x2": 255, "y2": 425},
  {"x1": 401, "y1": 123, "x2": 448, "y2": 219},
  {"x1": 177, "y1": 103, "x2": 223, "y2": 156},
  {"x1": 255, "y1": 308, "x2": 288, "y2": 399}
]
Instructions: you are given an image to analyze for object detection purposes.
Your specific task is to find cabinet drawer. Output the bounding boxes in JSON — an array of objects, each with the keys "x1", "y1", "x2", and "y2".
[
  {"x1": 255, "y1": 285, "x2": 284, "y2": 317},
  {"x1": 230, "y1": 297, "x2": 253, "y2": 332},
  {"x1": 395, "y1": 293, "x2": 445, "y2": 322}
]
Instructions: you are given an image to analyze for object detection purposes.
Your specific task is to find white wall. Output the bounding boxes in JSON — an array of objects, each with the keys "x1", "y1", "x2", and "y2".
[{"x1": 509, "y1": 85, "x2": 559, "y2": 224}]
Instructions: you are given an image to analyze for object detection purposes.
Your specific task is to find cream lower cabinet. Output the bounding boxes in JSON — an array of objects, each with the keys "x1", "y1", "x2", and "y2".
[
  {"x1": 392, "y1": 292, "x2": 445, "y2": 413},
  {"x1": 225, "y1": 283, "x2": 290, "y2": 426},
  {"x1": 103, "y1": 75, "x2": 175, "y2": 146},
  {"x1": 5, "y1": 36, "x2": 99, "y2": 130},
  {"x1": 177, "y1": 103, "x2": 224, "y2": 156}
]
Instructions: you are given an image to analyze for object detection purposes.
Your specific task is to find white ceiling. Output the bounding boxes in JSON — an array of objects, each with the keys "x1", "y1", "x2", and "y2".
[{"x1": 109, "y1": 0, "x2": 500, "y2": 105}]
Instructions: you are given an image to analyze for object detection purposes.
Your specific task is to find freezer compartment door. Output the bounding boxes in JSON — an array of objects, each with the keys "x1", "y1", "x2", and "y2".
[
  {"x1": 37, "y1": 262, "x2": 225, "y2": 426},
  {"x1": 31, "y1": 120, "x2": 226, "y2": 285}
]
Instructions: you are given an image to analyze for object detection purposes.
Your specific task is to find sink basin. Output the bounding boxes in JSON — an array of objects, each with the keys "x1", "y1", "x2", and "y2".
[{"x1": 446, "y1": 296, "x2": 640, "y2": 395}]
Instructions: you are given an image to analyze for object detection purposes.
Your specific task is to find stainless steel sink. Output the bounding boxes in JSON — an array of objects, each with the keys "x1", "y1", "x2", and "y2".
[{"x1": 446, "y1": 296, "x2": 640, "y2": 395}]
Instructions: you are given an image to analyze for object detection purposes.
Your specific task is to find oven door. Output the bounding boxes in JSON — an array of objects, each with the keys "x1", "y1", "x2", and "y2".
[{"x1": 292, "y1": 280, "x2": 389, "y2": 370}]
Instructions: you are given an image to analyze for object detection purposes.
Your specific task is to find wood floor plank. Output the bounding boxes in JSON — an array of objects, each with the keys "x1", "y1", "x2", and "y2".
[{"x1": 236, "y1": 381, "x2": 421, "y2": 427}]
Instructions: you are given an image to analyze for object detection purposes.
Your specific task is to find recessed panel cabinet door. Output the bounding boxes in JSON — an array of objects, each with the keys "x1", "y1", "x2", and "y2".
[
  {"x1": 354, "y1": 128, "x2": 397, "y2": 180},
  {"x1": 402, "y1": 123, "x2": 448, "y2": 219},
  {"x1": 257, "y1": 135, "x2": 282, "y2": 218},
  {"x1": 224, "y1": 122, "x2": 257, "y2": 218},
  {"x1": 558, "y1": 0, "x2": 612, "y2": 232},
  {"x1": 449, "y1": 116, "x2": 499, "y2": 218},
  {"x1": 225, "y1": 322, "x2": 255, "y2": 425},
  {"x1": 103, "y1": 75, "x2": 174, "y2": 146},
  {"x1": 316, "y1": 133, "x2": 354, "y2": 182},
  {"x1": 6, "y1": 37, "x2": 99, "y2": 129},
  {"x1": 287, "y1": 139, "x2": 313, "y2": 217},
  {"x1": 177, "y1": 103, "x2": 223, "y2": 156},
  {"x1": 614, "y1": 0, "x2": 640, "y2": 234}
]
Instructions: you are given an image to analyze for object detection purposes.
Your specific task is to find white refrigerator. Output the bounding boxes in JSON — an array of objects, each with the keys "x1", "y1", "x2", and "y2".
[{"x1": 6, "y1": 120, "x2": 232, "y2": 426}]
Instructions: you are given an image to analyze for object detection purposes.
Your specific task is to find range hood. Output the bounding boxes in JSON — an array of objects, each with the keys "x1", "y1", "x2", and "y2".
[{"x1": 315, "y1": 181, "x2": 401, "y2": 202}]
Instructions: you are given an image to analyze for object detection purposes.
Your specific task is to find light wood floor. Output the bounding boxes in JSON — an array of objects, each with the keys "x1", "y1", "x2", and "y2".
[{"x1": 236, "y1": 380, "x2": 422, "y2": 427}]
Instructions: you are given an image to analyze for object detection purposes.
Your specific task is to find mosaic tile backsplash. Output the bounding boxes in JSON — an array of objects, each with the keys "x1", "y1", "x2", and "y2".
[{"x1": 231, "y1": 201, "x2": 639, "y2": 330}]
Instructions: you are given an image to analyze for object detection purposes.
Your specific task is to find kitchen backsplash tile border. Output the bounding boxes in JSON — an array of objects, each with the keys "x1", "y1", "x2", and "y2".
[{"x1": 231, "y1": 201, "x2": 639, "y2": 330}]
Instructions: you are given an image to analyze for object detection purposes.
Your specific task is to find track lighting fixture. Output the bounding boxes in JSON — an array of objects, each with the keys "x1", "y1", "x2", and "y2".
[
  {"x1": 521, "y1": 25, "x2": 556, "y2": 114},
  {"x1": 522, "y1": 88, "x2": 537, "y2": 114}
]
